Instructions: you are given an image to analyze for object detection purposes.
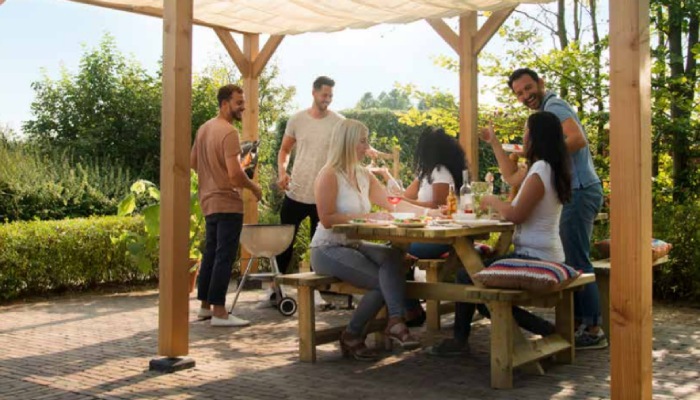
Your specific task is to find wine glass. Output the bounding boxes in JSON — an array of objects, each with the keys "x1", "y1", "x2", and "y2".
[{"x1": 386, "y1": 178, "x2": 403, "y2": 212}]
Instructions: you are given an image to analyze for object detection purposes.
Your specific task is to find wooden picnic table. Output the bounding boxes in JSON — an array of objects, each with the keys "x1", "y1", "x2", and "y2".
[{"x1": 330, "y1": 221, "x2": 594, "y2": 389}]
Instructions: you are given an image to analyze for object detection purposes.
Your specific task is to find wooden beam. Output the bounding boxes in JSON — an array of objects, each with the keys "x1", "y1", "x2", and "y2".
[
  {"x1": 214, "y1": 28, "x2": 250, "y2": 77},
  {"x1": 242, "y1": 33, "x2": 260, "y2": 264},
  {"x1": 426, "y1": 18, "x2": 459, "y2": 54},
  {"x1": 158, "y1": 0, "x2": 192, "y2": 358},
  {"x1": 609, "y1": 0, "x2": 653, "y2": 398},
  {"x1": 459, "y1": 13, "x2": 479, "y2": 178},
  {"x1": 252, "y1": 35, "x2": 285, "y2": 78},
  {"x1": 68, "y1": 0, "x2": 245, "y2": 33},
  {"x1": 473, "y1": 7, "x2": 515, "y2": 55}
]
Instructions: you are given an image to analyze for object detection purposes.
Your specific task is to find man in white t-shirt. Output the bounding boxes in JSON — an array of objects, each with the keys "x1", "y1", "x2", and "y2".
[{"x1": 275, "y1": 76, "x2": 345, "y2": 278}]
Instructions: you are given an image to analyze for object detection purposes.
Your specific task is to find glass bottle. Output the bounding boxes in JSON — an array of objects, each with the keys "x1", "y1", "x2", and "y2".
[
  {"x1": 447, "y1": 184, "x2": 458, "y2": 216},
  {"x1": 459, "y1": 169, "x2": 473, "y2": 213}
]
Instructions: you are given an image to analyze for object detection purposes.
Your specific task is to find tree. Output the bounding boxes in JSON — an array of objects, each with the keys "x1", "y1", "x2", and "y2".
[{"x1": 354, "y1": 87, "x2": 412, "y2": 110}]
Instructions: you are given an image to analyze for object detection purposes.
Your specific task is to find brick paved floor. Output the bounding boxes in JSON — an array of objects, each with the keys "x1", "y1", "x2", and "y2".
[{"x1": 0, "y1": 288, "x2": 698, "y2": 400}]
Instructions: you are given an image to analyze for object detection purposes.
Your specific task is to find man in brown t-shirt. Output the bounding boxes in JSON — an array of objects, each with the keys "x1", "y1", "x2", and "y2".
[{"x1": 191, "y1": 84, "x2": 262, "y2": 327}]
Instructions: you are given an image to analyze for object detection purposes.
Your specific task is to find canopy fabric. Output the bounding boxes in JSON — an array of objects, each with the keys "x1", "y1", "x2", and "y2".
[{"x1": 70, "y1": 0, "x2": 552, "y2": 35}]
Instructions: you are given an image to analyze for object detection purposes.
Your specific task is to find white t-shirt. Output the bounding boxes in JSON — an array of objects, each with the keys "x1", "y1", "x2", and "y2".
[
  {"x1": 417, "y1": 165, "x2": 455, "y2": 203},
  {"x1": 310, "y1": 168, "x2": 371, "y2": 247},
  {"x1": 511, "y1": 160, "x2": 565, "y2": 262},
  {"x1": 285, "y1": 110, "x2": 345, "y2": 204}
]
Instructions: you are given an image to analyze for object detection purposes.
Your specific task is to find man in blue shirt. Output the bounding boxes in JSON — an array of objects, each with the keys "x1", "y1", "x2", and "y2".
[{"x1": 508, "y1": 68, "x2": 607, "y2": 350}]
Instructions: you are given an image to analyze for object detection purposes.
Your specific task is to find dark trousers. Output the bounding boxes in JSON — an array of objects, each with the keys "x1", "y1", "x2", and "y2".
[
  {"x1": 275, "y1": 195, "x2": 319, "y2": 274},
  {"x1": 198, "y1": 213, "x2": 243, "y2": 306},
  {"x1": 454, "y1": 253, "x2": 555, "y2": 342}
]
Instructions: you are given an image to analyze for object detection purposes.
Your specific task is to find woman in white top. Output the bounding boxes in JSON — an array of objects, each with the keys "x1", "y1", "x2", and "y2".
[
  {"x1": 429, "y1": 111, "x2": 572, "y2": 356},
  {"x1": 311, "y1": 119, "x2": 421, "y2": 361}
]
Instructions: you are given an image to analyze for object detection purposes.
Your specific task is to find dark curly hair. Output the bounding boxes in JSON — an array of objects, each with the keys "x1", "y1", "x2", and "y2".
[
  {"x1": 525, "y1": 111, "x2": 572, "y2": 204},
  {"x1": 413, "y1": 127, "x2": 467, "y2": 189}
]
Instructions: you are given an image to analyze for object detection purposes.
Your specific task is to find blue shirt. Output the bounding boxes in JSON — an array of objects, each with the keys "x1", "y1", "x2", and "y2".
[{"x1": 540, "y1": 91, "x2": 600, "y2": 189}]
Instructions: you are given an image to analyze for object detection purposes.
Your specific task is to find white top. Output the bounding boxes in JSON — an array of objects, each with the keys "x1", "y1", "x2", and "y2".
[
  {"x1": 285, "y1": 110, "x2": 345, "y2": 204},
  {"x1": 417, "y1": 165, "x2": 455, "y2": 203},
  {"x1": 511, "y1": 160, "x2": 565, "y2": 262},
  {"x1": 310, "y1": 168, "x2": 371, "y2": 247}
]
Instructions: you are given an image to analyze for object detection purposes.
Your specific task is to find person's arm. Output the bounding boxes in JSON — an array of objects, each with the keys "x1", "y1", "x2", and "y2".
[
  {"x1": 190, "y1": 142, "x2": 198, "y2": 171},
  {"x1": 401, "y1": 178, "x2": 420, "y2": 200},
  {"x1": 224, "y1": 132, "x2": 262, "y2": 201},
  {"x1": 561, "y1": 117, "x2": 587, "y2": 153},
  {"x1": 401, "y1": 182, "x2": 448, "y2": 209},
  {"x1": 315, "y1": 168, "x2": 391, "y2": 228},
  {"x1": 480, "y1": 171, "x2": 544, "y2": 224},
  {"x1": 277, "y1": 135, "x2": 296, "y2": 190},
  {"x1": 480, "y1": 124, "x2": 527, "y2": 187}
]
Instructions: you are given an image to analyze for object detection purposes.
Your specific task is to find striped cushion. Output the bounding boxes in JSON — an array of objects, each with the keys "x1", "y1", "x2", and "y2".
[{"x1": 473, "y1": 258, "x2": 581, "y2": 292}]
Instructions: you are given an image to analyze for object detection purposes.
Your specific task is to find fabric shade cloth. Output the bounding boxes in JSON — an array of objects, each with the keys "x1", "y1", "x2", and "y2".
[{"x1": 68, "y1": 0, "x2": 552, "y2": 35}]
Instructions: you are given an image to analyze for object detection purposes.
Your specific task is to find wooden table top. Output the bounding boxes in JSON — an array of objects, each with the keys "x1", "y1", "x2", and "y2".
[{"x1": 333, "y1": 221, "x2": 514, "y2": 240}]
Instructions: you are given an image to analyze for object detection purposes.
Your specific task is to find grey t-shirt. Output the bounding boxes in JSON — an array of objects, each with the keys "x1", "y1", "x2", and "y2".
[{"x1": 285, "y1": 109, "x2": 344, "y2": 204}]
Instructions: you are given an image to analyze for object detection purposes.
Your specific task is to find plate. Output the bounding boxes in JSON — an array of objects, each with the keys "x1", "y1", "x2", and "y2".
[
  {"x1": 455, "y1": 219, "x2": 500, "y2": 227},
  {"x1": 502, "y1": 143, "x2": 524, "y2": 153},
  {"x1": 350, "y1": 219, "x2": 393, "y2": 228},
  {"x1": 394, "y1": 222, "x2": 427, "y2": 228}
]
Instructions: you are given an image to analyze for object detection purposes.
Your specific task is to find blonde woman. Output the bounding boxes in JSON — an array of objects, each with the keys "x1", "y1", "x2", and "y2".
[{"x1": 311, "y1": 119, "x2": 420, "y2": 361}]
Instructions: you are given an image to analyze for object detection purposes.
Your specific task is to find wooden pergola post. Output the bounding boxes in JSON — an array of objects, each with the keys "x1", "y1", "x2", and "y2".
[
  {"x1": 609, "y1": 0, "x2": 652, "y2": 397},
  {"x1": 150, "y1": 0, "x2": 194, "y2": 372},
  {"x1": 428, "y1": 9, "x2": 514, "y2": 179}
]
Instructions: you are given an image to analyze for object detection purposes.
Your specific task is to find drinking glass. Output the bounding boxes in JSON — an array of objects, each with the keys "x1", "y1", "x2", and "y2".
[
  {"x1": 471, "y1": 181, "x2": 492, "y2": 218},
  {"x1": 386, "y1": 178, "x2": 404, "y2": 212}
]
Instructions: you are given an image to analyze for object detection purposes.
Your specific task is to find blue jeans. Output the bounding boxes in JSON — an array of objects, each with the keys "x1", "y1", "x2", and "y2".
[
  {"x1": 405, "y1": 243, "x2": 451, "y2": 312},
  {"x1": 311, "y1": 243, "x2": 406, "y2": 336},
  {"x1": 453, "y1": 253, "x2": 555, "y2": 342},
  {"x1": 198, "y1": 213, "x2": 243, "y2": 306},
  {"x1": 560, "y1": 183, "x2": 604, "y2": 327}
]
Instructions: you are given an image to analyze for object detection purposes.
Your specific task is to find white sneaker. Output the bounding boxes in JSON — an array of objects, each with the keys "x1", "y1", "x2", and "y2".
[
  {"x1": 210, "y1": 314, "x2": 250, "y2": 327},
  {"x1": 197, "y1": 308, "x2": 213, "y2": 320}
]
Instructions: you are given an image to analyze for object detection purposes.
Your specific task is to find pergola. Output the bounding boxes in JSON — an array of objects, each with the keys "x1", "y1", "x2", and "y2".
[{"x1": 46, "y1": 0, "x2": 652, "y2": 397}]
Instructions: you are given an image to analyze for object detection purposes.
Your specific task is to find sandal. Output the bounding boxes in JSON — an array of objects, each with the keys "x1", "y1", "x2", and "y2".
[
  {"x1": 340, "y1": 331, "x2": 379, "y2": 361},
  {"x1": 385, "y1": 320, "x2": 421, "y2": 350}
]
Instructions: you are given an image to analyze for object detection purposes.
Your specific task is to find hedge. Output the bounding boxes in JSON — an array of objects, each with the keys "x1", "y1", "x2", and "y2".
[{"x1": 0, "y1": 216, "x2": 154, "y2": 301}]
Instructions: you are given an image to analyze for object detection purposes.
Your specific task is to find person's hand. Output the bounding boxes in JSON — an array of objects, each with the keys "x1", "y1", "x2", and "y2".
[
  {"x1": 251, "y1": 184, "x2": 263, "y2": 202},
  {"x1": 368, "y1": 212, "x2": 393, "y2": 221},
  {"x1": 480, "y1": 121, "x2": 497, "y2": 144},
  {"x1": 365, "y1": 146, "x2": 381, "y2": 159},
  {"x1": 277, "y1": 172, "x2": 291, "y2": 191},
  {"x1": 426, "y1": 208, "x2": 443, "y2": 218},
  {"x1": 479, "y1": 195, "x2": 498, "y2": 211},
  {"x1": 368, "y1": 166, "x2": 391, "y2": 180}
]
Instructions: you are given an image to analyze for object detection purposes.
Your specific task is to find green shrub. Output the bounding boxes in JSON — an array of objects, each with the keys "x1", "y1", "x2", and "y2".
[
  {"x1": 0, "y1": 216, "x2": 153, "y2": 301},
  {"x1": 652, "y1": 199, "x2": 700, "y2": 302}
]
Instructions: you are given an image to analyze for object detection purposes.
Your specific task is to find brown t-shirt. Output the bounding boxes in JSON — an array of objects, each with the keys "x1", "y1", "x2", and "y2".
[{"x1": 191, "y1": 117, "x2": 243, "y2": 216}]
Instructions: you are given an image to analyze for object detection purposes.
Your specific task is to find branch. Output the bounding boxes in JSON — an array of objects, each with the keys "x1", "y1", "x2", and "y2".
[{"x1": 513, "y1": 9, "x2": 559, "y2": 37}]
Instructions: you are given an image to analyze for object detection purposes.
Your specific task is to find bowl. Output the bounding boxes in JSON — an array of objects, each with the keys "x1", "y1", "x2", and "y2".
[
  {"x1": 239, "y1": 224, "x2": 295, "y2": 258},
  {"x1": 453, "y1": 212, "x2": 476, "y2": 222},
  {"x1": 391, "y1": 212, "x2": 415, "y2": 220}
]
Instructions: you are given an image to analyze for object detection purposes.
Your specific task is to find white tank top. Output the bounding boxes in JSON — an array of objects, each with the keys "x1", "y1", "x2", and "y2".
[{"x1": 310, "y1": 168, "x2": 371, "y2": 247}]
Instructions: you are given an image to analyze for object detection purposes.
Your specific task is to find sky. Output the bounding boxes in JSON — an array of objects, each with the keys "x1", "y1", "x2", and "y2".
[{"x1": 0, "y1": 0, "x2": 579, "y2": 134}]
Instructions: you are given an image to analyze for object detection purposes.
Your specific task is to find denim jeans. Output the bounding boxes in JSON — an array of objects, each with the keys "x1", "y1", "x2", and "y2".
[
  {"x1": 560, "y1": 183, "x2": 604, "y2": 327},
  {"x1": 311, "y1": 242, "x2": 406, "y2": 336},
  {"x1": 198, "y1": 213, "x2": 243, "y2": 306},
  {"x1": 276, "y1": 195, "x2": 319, "y2": 274},
  {"x1": 453, "y1": 253, "x2": 555, "y2": 342}
]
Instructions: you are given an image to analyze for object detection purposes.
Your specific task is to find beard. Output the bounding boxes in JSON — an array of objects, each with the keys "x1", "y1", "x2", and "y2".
[
  {"x1": 315, "y1": 100, "x2": 329, "y2": 111},
  {"x1": 231, "y1": 109, "x2": 243, "y2": 121}
]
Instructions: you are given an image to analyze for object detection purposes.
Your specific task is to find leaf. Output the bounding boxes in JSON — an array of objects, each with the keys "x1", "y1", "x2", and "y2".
[
  {"x1": 117, "y1": 194, "x2": 136, "y2": 216},
  {"x1": 143, "y1": 204, "x2": 160, "y2": 236},
  {"x1": 147, "y1": 186, "x2": 160, "y2": 201},
  {"x1": 130, "y1": 180, "x2": 147, "y2": 194}
]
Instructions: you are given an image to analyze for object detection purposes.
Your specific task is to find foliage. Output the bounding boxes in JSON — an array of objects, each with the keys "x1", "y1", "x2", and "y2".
[
  {"x1": 23, "y1": 34, "x2": 296, "y2": 185},
  {"x1": 114, "y1": 171, "x2": 204, "y2": 273},
  {"x1": 0, "y1": 216, "x2": 150, "y2": 301},
  {"x1": 355, "y1": 88, "x2": 412, "y2": 110},
  {"x1": 0, "y1": 140, "x2": 131, "y2": 222},
  {"x1": 652, "y1": 198, "x2": 700, "y2": 302}
]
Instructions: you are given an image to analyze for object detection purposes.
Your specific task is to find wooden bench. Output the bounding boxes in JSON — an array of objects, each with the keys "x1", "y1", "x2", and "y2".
[
  {"x1": 277, "y1": 271, "x2": 596, "y2": 389},
  {"x1": 592, "y1": 255, "x2": 669, "y2": 336}
]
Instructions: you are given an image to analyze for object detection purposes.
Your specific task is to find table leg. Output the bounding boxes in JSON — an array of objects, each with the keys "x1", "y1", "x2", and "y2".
[
  {"x1": 490, "y1": 301, "x2": 514, "y2": 389},
  {"x1": 298, "y1": 286, "x2": 316, "y2": 362},
  {"x1": 554, "y1": 290, "x2": 575, "y2": 364},
  {"x1": 425, "y1": 266, "x2": 441, "y2": 332}
]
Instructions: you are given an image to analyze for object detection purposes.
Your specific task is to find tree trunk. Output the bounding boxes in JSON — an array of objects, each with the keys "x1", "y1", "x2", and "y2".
[
  {"x1": 557, "y1": 0, "x2": 568, "y2": 99},
  {"x1": 590, "y1": 0, "x2": 606, "y2": 161},
  {"x1": 651, "y1": 5, "x2": 665, "y2": 178}
]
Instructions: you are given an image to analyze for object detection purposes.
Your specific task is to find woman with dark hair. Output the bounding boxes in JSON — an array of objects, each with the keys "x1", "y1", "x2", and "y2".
[
  {"x1": 429, "y1": 111, "x2": 570, "y2": 356},
  {"x1": 373, "y1": 127, "x2": 468, "y2": 326}
]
